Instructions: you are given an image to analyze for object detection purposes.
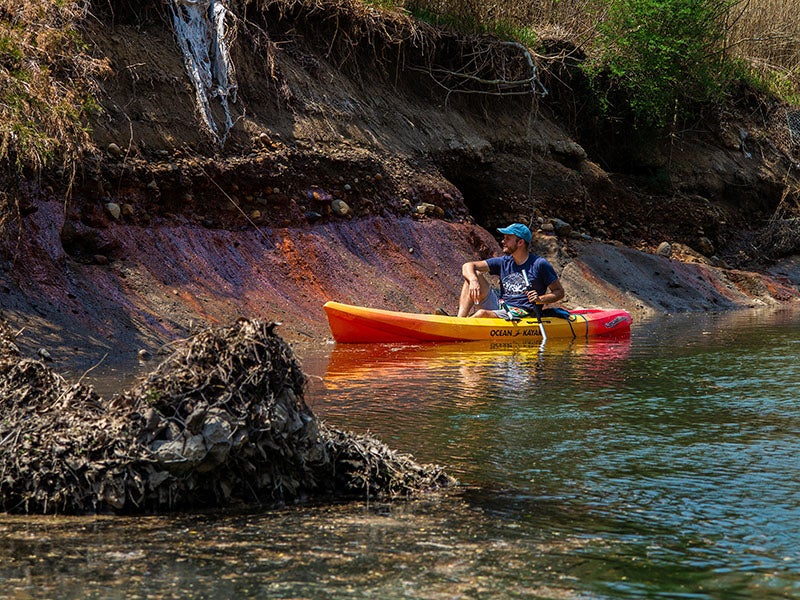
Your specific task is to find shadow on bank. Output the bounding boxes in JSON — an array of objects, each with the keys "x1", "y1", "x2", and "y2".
[{"x1": 0, "y1": 318, "x2": 453, "y2": 515}]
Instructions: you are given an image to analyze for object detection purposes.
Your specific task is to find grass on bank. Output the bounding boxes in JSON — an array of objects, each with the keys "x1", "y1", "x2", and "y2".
[{"x1": 0, "y1": 1, "x2": 106, "y2": 175}]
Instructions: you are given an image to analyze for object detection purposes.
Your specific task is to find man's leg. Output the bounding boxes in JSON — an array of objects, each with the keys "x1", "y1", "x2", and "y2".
[{"x1": 457, "y1": 274, "x2": 490, "y2": 317}]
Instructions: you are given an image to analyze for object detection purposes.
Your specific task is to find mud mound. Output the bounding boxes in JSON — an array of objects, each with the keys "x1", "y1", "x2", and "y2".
[{"x1": 0, "y1": 318, "x2": 453, "y2": 514}]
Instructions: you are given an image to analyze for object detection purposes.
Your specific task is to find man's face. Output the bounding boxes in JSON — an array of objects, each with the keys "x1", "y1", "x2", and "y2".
[{"x1": 501, "y1": 234, "x2": 522, "y2": 254}]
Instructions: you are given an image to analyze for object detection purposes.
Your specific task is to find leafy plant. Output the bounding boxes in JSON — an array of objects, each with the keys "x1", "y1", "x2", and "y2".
[{"x1": 584, "y1": 0, "x2": 735, "y2": 127}]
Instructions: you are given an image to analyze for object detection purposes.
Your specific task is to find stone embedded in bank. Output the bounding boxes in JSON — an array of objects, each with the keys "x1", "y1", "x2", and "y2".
[
  {"x1": 332, "y1": 199, "x2": 351, "y2": 217},
  {"x1": 105, "y1": 202, "x2": 121, "y2": 220}
]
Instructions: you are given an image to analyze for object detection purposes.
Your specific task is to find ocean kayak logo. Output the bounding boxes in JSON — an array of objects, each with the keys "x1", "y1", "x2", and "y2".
[
  {"x1": 491, "y1": 329, "x2": 520, "y2": 337},
  {"x1": 490, "y1": 329, "x2": 542, "y2": 337},
  {"x1": 605, "y1": 315, "x2": 632, "y2": 328}
]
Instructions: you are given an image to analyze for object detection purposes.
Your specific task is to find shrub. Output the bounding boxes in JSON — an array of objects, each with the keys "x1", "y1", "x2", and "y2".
[{"x1": 584, "y1": 0, "x2": 735, "y2": 128}]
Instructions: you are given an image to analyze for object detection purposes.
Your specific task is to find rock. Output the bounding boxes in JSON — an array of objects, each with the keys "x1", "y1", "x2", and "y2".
[
  {"x1": 37, "y1": 348, "x2": 52, "y2": 361},
  {"x1": 122, "y1": 203, "x2": 135, "y2": 218},
  {"x1": 697, "y1": 236, "x2": 715, "y2": 256},
  {"x1": 94, "y1": 254, "x2": 109, "y2": 266},
  {"x1": 305, "y1": 211, "x2": 322, "y2": 223},
  {"x1": 540, "y1": 222, "x2": 555, "y2": 233},
  {"x1": 105, "y1": 202, "x2": 121, "y2": 220},
  {"x1": 414, "y1": 203, "x2": 444, "y2": 218},
  {"x1": 199, "y1": 413, "x2": 233, "y2": 471},
  {"x1": 142, "y1": 408, "x2": 160, "y2": 432},
  {"x1": 185, "y1": 402, "x2": 209, "y2": 433},
  {"x1": 551, "y1": 218, "x2": 573, "y2": 237},
  {"x1": 550, "y1": 140, "x2": 587, "y2": 161},
  {"x1": 656, "y1": 242, "x2": 672, "y2": 258},
  {"x1": 149, "y1": 471, "x2": 172, "y2": 488},
  {"x1": 107, "y1": 143, "x2": 122, "y2": 157},
  {"x1": 60, "y1": 220, "x2": 101, "y2": 257},
  {"x1": 306, "y1": 188, "x2": 331, "y2": 203},
  {"x1": 151, "y1": 438, "x2": 185, "y2": 466},
  {"x1": 331, "y1": 199, "x2": 351, "y2": 217},
  {"x1": 138, "y1": 349, "x2": 152, "y2": 361}
]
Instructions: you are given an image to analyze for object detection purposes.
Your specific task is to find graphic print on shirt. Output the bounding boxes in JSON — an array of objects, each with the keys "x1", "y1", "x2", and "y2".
[{"x1": 502, "y1": 271, "x2": 529, "y2": 296}]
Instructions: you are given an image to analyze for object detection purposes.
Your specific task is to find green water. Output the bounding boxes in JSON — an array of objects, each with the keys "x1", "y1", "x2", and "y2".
[{"x1": 3, "y1": 309, "x2": 800, "y2": 599}]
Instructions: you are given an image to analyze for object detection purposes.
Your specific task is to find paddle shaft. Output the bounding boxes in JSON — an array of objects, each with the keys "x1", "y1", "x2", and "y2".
[{"x1": 522, "y1": 271, "x2": 547, "y2": 341}]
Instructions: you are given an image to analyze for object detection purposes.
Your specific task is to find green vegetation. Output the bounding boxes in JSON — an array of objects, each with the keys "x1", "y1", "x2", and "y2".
[
  {"x1": 0, "y1": 1, "x2": 105, "y2": 174},
  {"x1": 586, "y1": 0, "x2": 734, "y2": 127},
  {"x1": 402, "y1": 0, "x2": 800, "y2": 127},
  {"x1": 402, "y1": 5, "x2": 540, "y2": 47}
]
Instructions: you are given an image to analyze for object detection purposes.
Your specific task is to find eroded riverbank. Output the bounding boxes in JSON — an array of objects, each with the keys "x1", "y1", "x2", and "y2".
[{"x1": 2, "y1": 196, "x2": 798, "y2": 376}]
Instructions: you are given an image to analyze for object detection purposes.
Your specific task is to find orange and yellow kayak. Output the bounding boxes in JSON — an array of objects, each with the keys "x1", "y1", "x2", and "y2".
[{"x1": 323, "y1": 301, "x2": 632, "y2": 343}]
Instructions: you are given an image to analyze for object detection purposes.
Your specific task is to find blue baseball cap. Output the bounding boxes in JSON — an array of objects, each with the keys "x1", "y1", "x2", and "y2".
[{"x1": 497, "y1": 223, "x2": 532, "y2": 243}]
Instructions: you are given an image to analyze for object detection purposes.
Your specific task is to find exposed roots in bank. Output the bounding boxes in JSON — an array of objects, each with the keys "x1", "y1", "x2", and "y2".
[
  {"x1": 0, "y1": 318, "x2": 453, "y2": 515},
  {"x1": 755, "y1": 178, "x2": 800, "y2": 260}
]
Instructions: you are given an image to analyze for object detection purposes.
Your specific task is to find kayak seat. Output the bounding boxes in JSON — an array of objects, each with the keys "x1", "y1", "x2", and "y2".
[{"x1": 541, "y1": 307, "x2": 571, "y2": 319}]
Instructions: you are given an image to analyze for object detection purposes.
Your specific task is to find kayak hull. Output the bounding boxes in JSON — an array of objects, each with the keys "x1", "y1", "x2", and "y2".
[{"x1": 323, "y1": 301, "x2": 632, "y2": 343}]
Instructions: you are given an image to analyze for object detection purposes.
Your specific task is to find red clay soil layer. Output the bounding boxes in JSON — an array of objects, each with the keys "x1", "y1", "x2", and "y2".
[{"x1": 1, "y1": 196, "x2": 798, "y2": 379}]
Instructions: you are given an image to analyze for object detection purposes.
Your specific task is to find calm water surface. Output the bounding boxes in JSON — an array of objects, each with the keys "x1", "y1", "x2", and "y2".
[{"x1": 2, "y1": 309, "x2": 800, "y2": 599}]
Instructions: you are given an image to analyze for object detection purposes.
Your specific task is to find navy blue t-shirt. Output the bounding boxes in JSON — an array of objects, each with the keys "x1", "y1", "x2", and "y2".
[{"x1": 486, "y1": 254, "x2": 558, "y2": 312}]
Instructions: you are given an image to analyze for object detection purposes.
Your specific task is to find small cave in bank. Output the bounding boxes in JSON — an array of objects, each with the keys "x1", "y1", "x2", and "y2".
[{"x1": 445, "y1": 168, "x2": 503, "y2": 232}]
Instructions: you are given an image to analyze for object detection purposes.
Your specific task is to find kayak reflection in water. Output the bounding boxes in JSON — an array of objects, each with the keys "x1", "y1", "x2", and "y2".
[{"x1": 456, "y1": 223, "x2": 565, "y2": 320}]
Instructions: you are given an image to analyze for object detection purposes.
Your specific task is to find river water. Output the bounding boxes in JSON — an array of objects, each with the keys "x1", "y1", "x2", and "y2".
[{"x1": 2, "y1": 309, "x2": 800, "y2": 599}]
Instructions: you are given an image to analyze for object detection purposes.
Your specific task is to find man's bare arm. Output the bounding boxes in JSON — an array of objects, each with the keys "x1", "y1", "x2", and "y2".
[
  {"x1": 526, "y1": 279, "x2": 565, "y2": 305},
  {"x1": 461, "y1": 260, "x2": 489, "y2": 306}
]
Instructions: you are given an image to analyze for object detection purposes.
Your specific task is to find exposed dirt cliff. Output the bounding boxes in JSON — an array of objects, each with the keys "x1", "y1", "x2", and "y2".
[{"x1": 3, "y1": 1, "x2": 800, "y2": 375}]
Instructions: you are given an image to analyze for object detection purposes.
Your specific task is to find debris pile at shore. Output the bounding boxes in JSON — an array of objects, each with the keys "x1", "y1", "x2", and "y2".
[{"x1": 0, "y1": 318, "x2": 453, "y2": 514}]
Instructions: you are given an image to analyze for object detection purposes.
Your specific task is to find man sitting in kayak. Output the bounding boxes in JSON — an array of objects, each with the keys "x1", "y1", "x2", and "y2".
[{"x1": 456, "y1": 223, "x2": 565, "y2": 320}]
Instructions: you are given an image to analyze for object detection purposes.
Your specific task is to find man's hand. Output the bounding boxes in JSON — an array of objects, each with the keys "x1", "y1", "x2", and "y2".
[
  {"x1": 468, "y1": 278, "x2": 483, "y2": 304},
  {"x1": 461, "y1": 260, "x2": 490, "y2": 307}
]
